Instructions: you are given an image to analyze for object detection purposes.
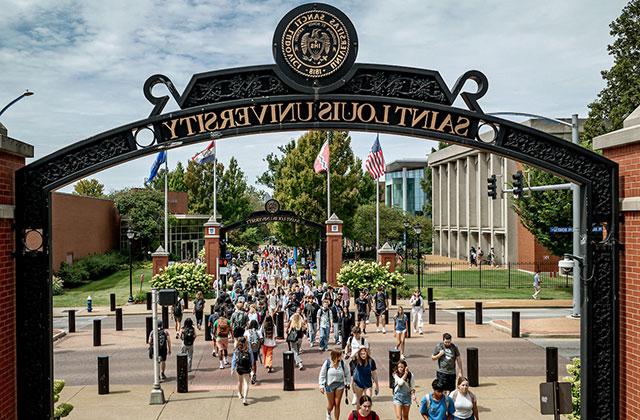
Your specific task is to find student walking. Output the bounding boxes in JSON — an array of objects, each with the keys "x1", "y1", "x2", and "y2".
[
  {"x1": 394, "y1": 306, "x2": 408, "y2": 359},
  {"x1": 304, "y1": 295, "x2": 320, "y2": 347},
  {"x1": 214, "y1": 313, "x2": 231, "y2": 369},
  {"x1": 340, "y1": 306, "x2": 355, "y2": 350},
  {"x1": 319, "y1": 348, "x2": 351, "y2": 420},
  {"x1": 419, "y1": 379, "x2": 455, "y2": 420},
  {"x1": 173, "y1": 295, "x2": 184, "y2": 338},
  {"x1": 449, "y1": 377, "x2": 479, "y2": 420},
  {"x1": 179, "y1": 317, "x2": 197, "y2": 371},
  {"x1": 286, "y1": 309, "x2": 307, "y2": 370},
  {"x1": 208, "y1": 309, "x2": 220, "y2": 357},
  {"x1": 244, "y1": 320, "x2": 262, "y2": 384},
  {"x1": 373, "y1": 286, "x2": 388, "y2": 334},
  {"x1": 532, "y1": 270, "x2": 542, "y2": 299},
  {"x1": 409, "y1": 289, "x2": 424, "y2": 335},
  {"x1": 317, "y1": 299, "x2": 333, "y2": 351},
  {"x1": 345, "y1": 327, "x2": 370, "y2": 360},
  {"x1": 231, "y1": 337, "x2": 254, "y2": 406},
  {"x1": 350, "y1": 348, "x2": 379, "y2": 410},
  {"x1": 193, "y1": 291, "x2": 206, "y2": 330},
  {"x1": 355, "y1": 291, "x2": 370, "y2": 334},
  {"x1": 231, "y1": 302, "x2": 249, "y2": 347},
  {"x1": 392, "y1": 360, "x2": 416, "y2": 420},
  {"x1": 347, "y1": 395, "x2": 380, "y2": 420},
  {"x1": 261, "y1": 314, "x2": 277, "y2": 373},
  {"x1": 148, "y1": 320, "x2": 172, "y2": 381},
  {"x1": 431, "y1": 333, "x2": 464, "y2": 393}
]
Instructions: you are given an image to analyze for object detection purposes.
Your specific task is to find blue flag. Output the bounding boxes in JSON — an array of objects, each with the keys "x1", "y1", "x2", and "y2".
[{"x1": 145, "y1": 151, "x2": 166, "y2": 185}]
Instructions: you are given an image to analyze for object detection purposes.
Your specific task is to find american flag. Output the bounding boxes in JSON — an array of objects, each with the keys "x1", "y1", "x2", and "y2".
[{"x1": 365, "y1": 134, "x2": 385, "y2": 179}]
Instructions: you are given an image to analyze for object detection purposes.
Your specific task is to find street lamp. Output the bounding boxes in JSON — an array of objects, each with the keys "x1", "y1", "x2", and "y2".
[
  {"x1": 0, "y1": 90, "x2": 34, "y2": 118},
  {"x1": 413, "y1": 223, "x2": 422, "y2": 293},
  {"x1": 403, "y1": 219, "x2": 410, "y2": 272},
  {"x1": 127, "y1": 226, "x2": 136, "y2": 303}
]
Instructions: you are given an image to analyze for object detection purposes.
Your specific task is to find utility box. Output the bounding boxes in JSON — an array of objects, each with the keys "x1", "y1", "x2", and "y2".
[{"x1": 158, "y1": 289, "x2": 177, "y2": 306}]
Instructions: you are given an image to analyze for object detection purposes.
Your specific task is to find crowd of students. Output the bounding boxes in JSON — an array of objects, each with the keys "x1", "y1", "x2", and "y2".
[{"x1": 148, "y1": 246, "x2": 480, "y2": 419}]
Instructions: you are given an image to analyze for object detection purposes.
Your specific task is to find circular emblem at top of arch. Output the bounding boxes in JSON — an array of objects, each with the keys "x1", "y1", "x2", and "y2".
[{"x1": 273, "y1": 3, "x2": 358, "y2": 92}]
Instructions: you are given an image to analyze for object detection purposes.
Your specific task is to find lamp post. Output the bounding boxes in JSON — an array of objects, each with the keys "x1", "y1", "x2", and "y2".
[
  {"x1": 403, "y1": 219, "x2": 410, "y2": 272},
  {"x1": 413, "y1": 223, "x2": 422, "y2": 292},
  {"x1": 127, "y1": 227, "x2": 136, "y2": 303},
  {"x1": 0, "y1": 90, "x2": 34, "y2": 118}
]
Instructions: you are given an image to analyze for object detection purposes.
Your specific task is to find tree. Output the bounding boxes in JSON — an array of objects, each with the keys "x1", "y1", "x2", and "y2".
[
  {"x1": 272, "y1": 130, "x2": 375, "y2": 247},
  {"x1": 148, "y1": 161, "x2": 187, "y2": 192},
  {"x1": 582, "y1": 0, "x2": 640, "y2": 148},
  {"x1": 351, "y1": 204, "x2": 406, "y2": 248},
  {"x1": 73, "y1": 178, "x2": 105, "y2": 198},
  {"x1": 257, "y1": 139, "x2": 296, "y2": 190},
  {"x1": 111, "y1": 188, "x2": 164, "y2": 253}
]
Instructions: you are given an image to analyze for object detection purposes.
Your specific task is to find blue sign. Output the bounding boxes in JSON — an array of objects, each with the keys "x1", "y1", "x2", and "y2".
[{"x1": 550, "y1": 226, "x2": 603, "y2": 233}]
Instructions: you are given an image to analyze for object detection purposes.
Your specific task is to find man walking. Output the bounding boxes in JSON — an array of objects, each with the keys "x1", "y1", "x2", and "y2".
[
  {"x1": 149, "y1": 320, "x2": 172, "y2": 381},
  {"x1": 532, "y1": 270, "x2": 542, "y2": 299},
  {"x1": 316, "y1": 299, "x2": 333, "y2": 351},
  {"x1": 431, "y1": 333, "x2": 463, "y2": 393}
]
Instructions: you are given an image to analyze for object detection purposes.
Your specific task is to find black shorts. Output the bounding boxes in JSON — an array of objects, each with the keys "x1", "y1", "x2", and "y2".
[
  {"x1": 357, "y1": 313, "x2": 368, "y2": 322},
  {"x1": 436, "y1": 371, "x2": 456, "y2": 392},
  {"x1": 374, "y1": 308, "x2": 386, "y2": 316},
  {"x1": 158, "y1": 349, "x2": 168, "y2": 362},
  {"x1": 233, "y1": 327, "x2": 245, "y2": 338}
]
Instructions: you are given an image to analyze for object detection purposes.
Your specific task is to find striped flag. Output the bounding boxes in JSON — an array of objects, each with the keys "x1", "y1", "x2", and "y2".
[
  {"x1": 365, "y1": 134, "x2": 385, "y2": 179},
  {"x1": 191, "y1": 140, "x2": 216, "y2": 164},
  {"x1": 314, "y1": 139, "x2": 330, "y2": 173}
]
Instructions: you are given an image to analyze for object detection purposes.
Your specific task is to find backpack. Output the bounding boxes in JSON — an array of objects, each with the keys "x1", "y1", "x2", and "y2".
[
  {"x1": 351, "y1": 410, "x2": 378, "y2": 420},
  {"x1": 236, "y1": 350, "x2": 252, "y2": 374},
  {"x1": 216, "y1": 318, "x2": 230, "y2": 337},
  {"x1": 157, "y1": 329, "x2": 167, "y2": 350},
  {"x1": 194, "y1": 299, "x2": 204, "y2": 312},
  {"x1": 183, "y1": 326, "x2": 195, "y2": 346},
  {"x1": 423, "y1": 393, "x2": 450, "y2": 415},
  {"x1": 231, "y1": 311, "x2": 248, "y2": 330},
  {"x1": 322, "y1": 359, "x2": 347, "y2": 383},
  {"x1": 174, "y1": 300, "x2": 183, "y2": 317},
  {"x1": 248, "y1": 329, "x2": 261, "y2": 352}
]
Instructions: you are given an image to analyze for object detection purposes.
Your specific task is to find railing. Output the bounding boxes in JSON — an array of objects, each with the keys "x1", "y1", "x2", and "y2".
[{"x1": 402, "y1": 261, "x2": 571, "y2": 289}]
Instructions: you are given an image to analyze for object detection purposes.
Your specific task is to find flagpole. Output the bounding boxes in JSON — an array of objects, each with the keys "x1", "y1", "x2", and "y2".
[
  {"x1": 327, "y1": 131, "x2": 331, "y2": 219},
  {"x1": 213, "y1": 156, "x2": 218, "y2": 221},
  {"x1": 376, "y1": 178, "x2": 380, "y2": 252},
  {"x1": 164, "y1": 154, "x2": 169, "y2": 253}
]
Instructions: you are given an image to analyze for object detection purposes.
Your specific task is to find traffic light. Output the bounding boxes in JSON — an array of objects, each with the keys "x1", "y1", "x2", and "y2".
[
  {"x1": 512, "y1": 170, "x2": 524, "y2": 199},
  {"x1": 487, "y1": 174, "x2": 497, "y2": 199}
]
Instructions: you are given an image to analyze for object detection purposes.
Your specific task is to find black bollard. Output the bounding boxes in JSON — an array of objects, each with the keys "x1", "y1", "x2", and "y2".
[
  {"x1": 146, "y1": 316, "x2": 153, "y2": 343},
  {"x1": 146, "y1": 292, "x2": 152, "y2": 310},
  {"x1": 115, "y1": 308, "x2": 123, "y2": 331},
  {"x1": 183, "y1": 292, "x2": 189, "y2": 309},
  {"x1": 283, "y1": 351, "x2": 295, "y2": 391},
  {"x1": 546, "y1": 347, "x2": 559, "y2": 383},
  {"x1": 68, "y1": 310, "x2": 76, "y2": 333},
  {"x1": 475, "y1": 302, "x2": 483, "y2": 325},
  {"x1": 427, "y1": 287, "x2": 433, "y2": 303},
  {"x1": 162, "y1": 306, "x2": 169, "y2": 330},
  {"x1": 512, "y1": 311, "x2": 520, "y2": 338},
  {"x1": 205, "y1": 318, "x2": 212, "y2": 342},
  {"x1": 275, "y1": 311, "x2": 285, "y2": 339},
  {"x1": 97, "y1": 356, "x2": 109, "y2": 395},
  {"x1": 391, "y1": 287, "x2": 397, "y2": 306},
  {"x1": 109, "y1": 293, "x2": 116, "y2": 312},
  {"x1": 210, "y1": 305, "x2": 215, "y2": 315},
  {"x1": 406, "y1": 311, "x2": 411, "y2": 338},
  {"x1": 457, "y1": 312, "x2": 466, "y2": 338},
  {"x1": 467, "y1": 347, "x2": 479, "y2": 387},
  {"x1": 428, "y1": 301, "x2": 436, "y2": 325},
  {"x1": 384, "y1": 310, "x2": 389, "y2": 326},
  {"x1": 177, "y1": 353, "x2": 189, "y2": 393},
  {"x1": 388, "y1": 349, "x2": 401, "y2": 389},
  {"x1": 93, "y1": 319, "x2": 101, "y2": 347}
]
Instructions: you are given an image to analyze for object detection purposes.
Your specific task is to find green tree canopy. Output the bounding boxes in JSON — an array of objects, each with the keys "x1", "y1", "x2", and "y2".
[
  {"x1": 351, "y1": 204, "x2": 406, "y2": 248},
  {"x1": 148, "y1": 161, "x2": 187, "y2": 192},
  {"x1": 73, "y1": 178, "x2": 105, "y2": 198},
  {"x1": 111, "y1": 188, "x2": 164, "y2": 252},
  {"x1": 257, "y1": 140, "x2": 296, "y2": 190}
]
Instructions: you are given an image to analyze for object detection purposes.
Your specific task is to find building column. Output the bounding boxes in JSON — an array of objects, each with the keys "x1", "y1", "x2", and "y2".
[
  {"x1": 402, "y1": 167, "x2": 408, "y2": 212},
  {"x1": 377, "y1": 242, "x2": 397, "y2": 272},
  {"x1": 325, "y1": 213, "x2": 343, "y2": 286},
  {"x1": 151, "y1": 245, "x2": 169, "y2": 275},
  {"x1": 204, "y1": 217, "x2": 221, "y2": 278}
]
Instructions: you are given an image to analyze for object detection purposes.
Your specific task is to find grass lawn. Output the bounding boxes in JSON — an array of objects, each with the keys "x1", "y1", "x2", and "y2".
[{"x1": 53, "y1": 266, "x2": 153, "y2": 308}]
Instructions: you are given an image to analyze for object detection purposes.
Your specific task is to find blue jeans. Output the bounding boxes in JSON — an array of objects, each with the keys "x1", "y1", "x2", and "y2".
[
  {"x1": 319, "y1": 325, "x2": 330, "y2": 350},
  {"x1": 334, "y1": 322, "x2": 341, "y2": 343},
  {"x1": 308, "y1": 323, "x2": 317, "y2": 344}
]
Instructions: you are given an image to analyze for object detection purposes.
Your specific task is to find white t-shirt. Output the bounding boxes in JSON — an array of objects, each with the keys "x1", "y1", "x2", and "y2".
[
  {"x1": 347, "y1": 335, "x2": 370, "y2": 358},
  {"x1": 451, "y1": 390, "x2": 474, "y2": 418}
]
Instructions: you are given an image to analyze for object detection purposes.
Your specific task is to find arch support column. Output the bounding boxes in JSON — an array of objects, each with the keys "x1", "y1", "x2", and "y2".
[
  {"x1": 151, "y1": 245, "x2": 169, "y2": 275},
  {"x1": 204, "y1": 217, "x2": 221, "y2": 278},
  {"x1": 377, "y1": 242, "x2": 397, "y2": 272},
  {"x1": 325, "y1": 214, "x2": 343, "y2": 286}
]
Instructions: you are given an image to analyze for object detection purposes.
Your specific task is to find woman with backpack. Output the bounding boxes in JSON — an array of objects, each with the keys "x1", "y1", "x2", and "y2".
[
  {"x1": 231, "y1": 337, "x2": 254, "y2": 406},
  {"x1": 347, "y1": 395, "x2": 380, "y2": 420},
  {"x1": 260, "y1": 314, "x2": 277, "y2": 373},
  {"x1": 193, "y1": 291, "x2": 206, "y2": 330},
  {"x1": 449, "y1": 377, "x2": 479, "y2": 420},
  {"x1": 244, "y1": 320, "x2": 262, "y2": 384},
  {"x1": 319, "y1": 348, "x2": 351, "y2": 420},
  {"x1": 392, "y1": 360, "x2": 416, "y2": 420},
  {"x1": 340, "y1": 305, "x2": 354, "y2": 350},
  {"x1": 286, "y1": 308, "x2": 306, "y2": 370},
  {"x1": 394, "y1": 306, "x2": 408, "y2": 359},
  {"x1": 214, "y1": 313, "x2": 231, "y2": 369},
  {"x1": 173, "y1": 296, "x2": 185, "y2": 339},
  {"x1": 179, "y1": 317, "x2": 197, "y2": 371},
  {"x1": 350, "y1": 348, "x2": 379, "y2": 411}
]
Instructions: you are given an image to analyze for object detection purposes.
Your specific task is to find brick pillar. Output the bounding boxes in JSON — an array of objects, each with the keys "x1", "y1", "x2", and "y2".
[
  {"x1": 593, "y1": 105, "x2": 640, "y2": 419},
  {"x1": 377, "y1": 242, "x2": 397, "y2": 272},
  {"x1": 151, "y1": 245, "x2": 169, "y2": 275},
  {"x1": 325, "y1": 213, "x2": 343, "y2": 286},
  {"x1": 204, "y1": 218, "x2": 221, "y2": 278},
  {"x1": 0, "y1": 123, "x2": 31, "y2": 419}
]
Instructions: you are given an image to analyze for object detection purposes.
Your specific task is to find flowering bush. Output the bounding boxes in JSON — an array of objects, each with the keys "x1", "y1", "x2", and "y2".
[
  {"x1": 150, "y1": 262, "x2": 213, "y2": 295},
  {"x1": 52, "y1": 275, "x2": 64, "y2": 296},
  {"x1": 336, "y1": 260, "x2": 404, "y2": 291},
  {"x1": 54, "y1": 379, "x2": 73, "y2": 419},
  {"x1": 564, "y1": 358, "x2": 580, "y2": 420}
]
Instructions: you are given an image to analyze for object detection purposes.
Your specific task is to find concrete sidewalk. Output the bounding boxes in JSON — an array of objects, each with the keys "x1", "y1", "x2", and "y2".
[{"x1": 59, "y1": 376, "x2": 548, "y2": 420}]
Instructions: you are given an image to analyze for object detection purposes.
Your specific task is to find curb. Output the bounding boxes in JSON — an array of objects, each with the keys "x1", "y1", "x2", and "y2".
[
  {"x1": 53, "y1": 330, "x2": 67, "y2": 342},
  {"x1": 488, "y1": 320, "x2": 580, "y2": 339},
  {"x1": 441, "y1": 304, "x2": 572, "y2": 310}
]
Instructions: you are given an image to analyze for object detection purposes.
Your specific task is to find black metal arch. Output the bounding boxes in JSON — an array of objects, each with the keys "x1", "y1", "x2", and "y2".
[{"x1": 14, "y1": 63, "x2": 618, "y2": 419}]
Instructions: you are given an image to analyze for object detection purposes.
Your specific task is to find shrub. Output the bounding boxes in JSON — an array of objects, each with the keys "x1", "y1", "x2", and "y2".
[
  {"x1": 150, "y1": 262, "x2": 214, "y2": 295},
  {"x1": 564, "y1": 358, "x2": 580, "y2": 420},
  {"x1": 133, "y1": 290, "x2": 148, "y2": 304},
  {"x1": 54, "y1": 379, "x2": 73, "y2": 419},
  {"x1": 57, "y1": 252, "x2": 127, "y2": 287},
  {"x1": 336, "y1": 260, "x2": 404, "y2": 291},
  {"x1": 52, "y1": 276, "x2": 64, "y2": 296}
]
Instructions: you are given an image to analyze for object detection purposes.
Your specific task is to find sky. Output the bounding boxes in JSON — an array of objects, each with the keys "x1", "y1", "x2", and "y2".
[{"x1": 0, "y1": 0, "x2": 628, "y2": 194}]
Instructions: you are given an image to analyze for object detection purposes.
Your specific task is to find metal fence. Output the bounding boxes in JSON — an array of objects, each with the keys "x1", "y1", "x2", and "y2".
[{"x1": 402, "y1": 261, "x2": 571, "y2": 289}]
